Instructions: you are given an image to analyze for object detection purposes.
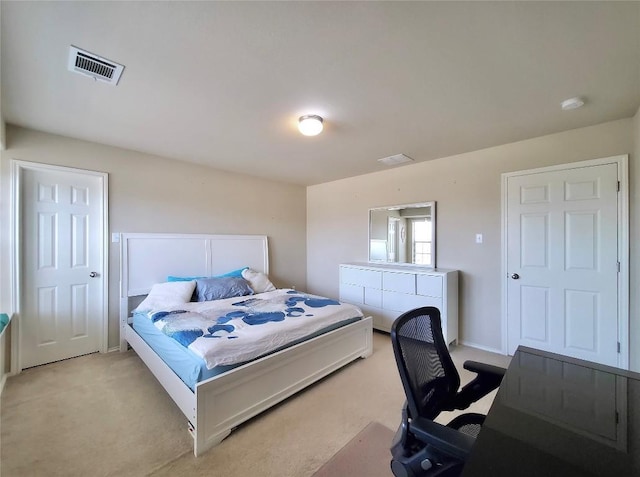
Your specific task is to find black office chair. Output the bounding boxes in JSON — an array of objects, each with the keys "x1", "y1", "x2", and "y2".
[{"x1": 390, "y1": 307, "x2": 506, "y2": 477}]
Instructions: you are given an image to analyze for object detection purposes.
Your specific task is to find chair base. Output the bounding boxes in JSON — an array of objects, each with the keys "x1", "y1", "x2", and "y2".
[{"x1": 390, "y1": 445, "x2": 464, "y2": 477}]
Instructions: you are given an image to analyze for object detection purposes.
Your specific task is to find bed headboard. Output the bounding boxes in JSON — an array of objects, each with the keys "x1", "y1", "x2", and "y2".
[{"x1": 119, "y1": 233, "x2": 269, "y2": 350}]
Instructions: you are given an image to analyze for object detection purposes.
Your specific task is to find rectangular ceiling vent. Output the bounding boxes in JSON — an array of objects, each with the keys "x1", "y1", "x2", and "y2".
[
  {"x1": 67, "y1": 46, "x2": 125, "y2": 85},
  {"x1": 377, "y1": 154, "x2": 414, "y2": 166}
]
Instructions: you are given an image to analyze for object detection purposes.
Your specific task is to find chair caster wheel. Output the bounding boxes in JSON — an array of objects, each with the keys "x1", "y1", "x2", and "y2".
[
  {"x1": 390, "y1": 456, "x2": 433, "y2": 477},
  {"x1": 421, "y1": 458, "x2": 433, "y2": 470},
  {"x1": 391, "y1": 459, "x2": 412, "y2": 477}
]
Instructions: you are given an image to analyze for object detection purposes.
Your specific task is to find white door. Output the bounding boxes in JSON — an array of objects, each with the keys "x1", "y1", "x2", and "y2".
[
  {"x1": 20, "y1": 165, "x2": 105, "y2": 368},
  {"x1": 506, "y1": 162, "x2": 621, "y2": 366}
]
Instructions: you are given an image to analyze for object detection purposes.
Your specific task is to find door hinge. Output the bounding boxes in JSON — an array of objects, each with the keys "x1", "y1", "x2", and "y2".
[
  {"x1": 617, "y1": 181, "x2": 621, "y2": 192},
  {"x1": 617, "y1": 261, "x2": 621, "y2": 273},
  {"x1": 617, "y1": 342, "x2": 621, "y2": 353},
  {"x1": 615, "y1": 411, "x2": 619, "y2": 424}
]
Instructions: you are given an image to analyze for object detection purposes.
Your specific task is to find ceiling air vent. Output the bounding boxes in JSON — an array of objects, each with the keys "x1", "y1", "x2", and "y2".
[
  {"x1": 67, "y1": 46, "x2": 124, "y2": 85},
  {"x1": 377, "y1": 154, "x2": 414, "y2": 166}
]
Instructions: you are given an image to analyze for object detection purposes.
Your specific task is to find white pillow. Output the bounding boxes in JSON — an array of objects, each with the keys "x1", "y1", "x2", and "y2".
[
  {"x1": 133, "y1": 281, "x2": 196, "y2": 313},
  {"x1": 241, "y1": 268, "x2": 276, "y2": 294}
]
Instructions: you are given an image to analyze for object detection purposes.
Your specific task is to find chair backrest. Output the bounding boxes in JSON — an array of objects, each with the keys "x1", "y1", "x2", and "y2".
[{"x1": 391, "y1": 307, "x2": 461, "y2": 421}]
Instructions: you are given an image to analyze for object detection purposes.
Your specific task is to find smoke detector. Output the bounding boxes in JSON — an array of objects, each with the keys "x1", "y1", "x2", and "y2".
[
  {"x1": 68, "y1": 46, "x2": 125, "y2": 85},
  {"x1": 377, "y1": 154, "x2": 414, "y2": 166},
  {"x1": 560, "y1": 97, "x2": 585, "y2": 111}
]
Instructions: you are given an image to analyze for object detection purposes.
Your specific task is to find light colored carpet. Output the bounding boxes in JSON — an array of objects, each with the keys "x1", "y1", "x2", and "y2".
[
  {"x1": 0, "y1": 332, "x2": 510, "y2": 476},
  {"x1": 312, "y1": 422, "x2": 395, "y2": 477},
  {"x1": 0, "y1": 349, "x2": 192, "y2": 476}
]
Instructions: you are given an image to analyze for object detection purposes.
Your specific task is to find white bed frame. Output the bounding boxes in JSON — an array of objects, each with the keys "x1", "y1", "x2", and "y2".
[{"x1": 119, "y1": 233, "x2": 373, "y2": 456}]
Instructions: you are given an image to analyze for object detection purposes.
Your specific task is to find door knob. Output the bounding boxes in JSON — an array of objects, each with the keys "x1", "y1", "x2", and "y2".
[
  {"x1": 89, "y1": 272, "x2": 98, "y2": 278},
  {"x1": 511, "y1": 273, "x2": 520, "y2": 280}
]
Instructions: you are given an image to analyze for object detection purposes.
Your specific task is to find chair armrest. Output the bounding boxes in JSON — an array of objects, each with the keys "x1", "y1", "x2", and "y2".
[
  {"x1": 449, "y1": 361, "x2": 506, "y2": 410},
  {"x1": 409, "y1": 417, "x2": 476, "y2": 462},
  {"x1": 463, "y1": 361, "x2": 507, "y2": 378}
]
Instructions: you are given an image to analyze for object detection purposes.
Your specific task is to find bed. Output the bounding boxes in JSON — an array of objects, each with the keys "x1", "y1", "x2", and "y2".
[{"x1": 119, "y1": 233, "x2": 373, "y2": 456}]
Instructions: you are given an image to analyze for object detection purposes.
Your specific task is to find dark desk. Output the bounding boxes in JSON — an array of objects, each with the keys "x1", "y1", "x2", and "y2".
[{"x1": 462, "y1": 346, "x2": 640, "y2": 477}]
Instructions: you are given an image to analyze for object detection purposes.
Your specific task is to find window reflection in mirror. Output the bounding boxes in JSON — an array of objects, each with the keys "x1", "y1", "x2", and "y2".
[{"x1": 369, "y1": 202, "x2": 436, "y2": 267}]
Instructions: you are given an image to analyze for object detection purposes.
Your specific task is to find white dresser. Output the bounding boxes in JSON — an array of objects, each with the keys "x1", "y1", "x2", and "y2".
[{"x1": 339, "y1": 262, "x2": 458, "y2": 345}]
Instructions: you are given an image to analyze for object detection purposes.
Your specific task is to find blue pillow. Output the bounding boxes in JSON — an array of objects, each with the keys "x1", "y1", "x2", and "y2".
[
  {"x1": 215, "y1": 267, "x2": 248, "y2": 278},
  {"x1": 167, "y1": 267, "x2": 248, "y2": 282},
  {"x1": 0, "y1": 313, "x2": 10, "y2": 334},
  {"x1": 167, "y1": 275, "x2": 204, "y2": 282},
  {"x1": 195, "y1": 277, "x2": 254, "y2": 302}
]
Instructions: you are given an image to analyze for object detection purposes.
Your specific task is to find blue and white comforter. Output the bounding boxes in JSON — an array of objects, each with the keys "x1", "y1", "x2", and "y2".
[{"x1": 145, "y1": 289, "x2": 363, "y2": 369}]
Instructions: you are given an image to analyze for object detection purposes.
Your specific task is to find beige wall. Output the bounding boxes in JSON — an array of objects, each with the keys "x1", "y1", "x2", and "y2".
[
  {"x1": 0, "y1": 126, "x2": 307, "y2": 350},
  {"x1": 2, "y1": 115, "x2": 638, "y2": 366},
  {"x1": 307, "y1": 118, "x2": 635, "y2": 362}
]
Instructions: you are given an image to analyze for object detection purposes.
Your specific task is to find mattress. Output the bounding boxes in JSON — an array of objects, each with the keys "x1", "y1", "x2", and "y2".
[
  {"x1": 133, "y1": 301, "x2": 362, "y2": 390},
  {"x1": 133, "y1": 313, "x2": 235, "y2": 390},
  {"x1": 142, "y1": 289, "x2": 364, "y2": 369}
]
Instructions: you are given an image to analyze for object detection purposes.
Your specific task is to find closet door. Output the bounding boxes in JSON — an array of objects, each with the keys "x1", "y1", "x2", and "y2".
[{"x1": 20, "y1": 164, "x2": 106, "y2": 368}]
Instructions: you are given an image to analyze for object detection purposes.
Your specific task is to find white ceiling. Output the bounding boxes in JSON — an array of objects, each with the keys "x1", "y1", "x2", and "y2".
[{"x1": 1, "y1": 1, "x2": 639, "y2": 186}]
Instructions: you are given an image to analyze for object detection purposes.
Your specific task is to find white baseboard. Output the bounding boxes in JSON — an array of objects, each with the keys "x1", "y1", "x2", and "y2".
[
  {"x1": 0, "y1": 374, "x2": 6, "y2": 396},
  {"x1": 458, "y1": 340, "x2": 504, "y2": 356},
  {"x1": 107, "y1": 346, "x2": 120, "y2": 353}
]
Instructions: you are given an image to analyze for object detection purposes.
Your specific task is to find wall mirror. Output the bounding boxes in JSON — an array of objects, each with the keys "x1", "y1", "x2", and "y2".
[{"x1": 369, "y1": 201, "x2": 436, "y2": 267}]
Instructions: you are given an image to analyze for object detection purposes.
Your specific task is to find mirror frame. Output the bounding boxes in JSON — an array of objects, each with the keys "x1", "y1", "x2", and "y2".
[{"x1": 368, "y1": 201, "x2": 436, "y2": 268}]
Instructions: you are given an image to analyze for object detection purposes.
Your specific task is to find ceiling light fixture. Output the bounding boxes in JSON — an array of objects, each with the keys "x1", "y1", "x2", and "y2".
[
  {"x1": 561, "y1": 97, "x2": 585, "y2": 111},
  {"x1": 298, "y1": 115, "x2": 323, "y2": 136}
]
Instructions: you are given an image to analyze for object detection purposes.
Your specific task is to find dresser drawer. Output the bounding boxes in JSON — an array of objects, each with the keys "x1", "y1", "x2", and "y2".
[
  {"x1": 340, "y1": 267, "x2": 382, "y2": 289},
  {"x1": 339, "y1": 283, "x2": 364, "y2": 304},
  {"x1": 415, "y1": 295, "x2": 443, "y2": 310},
  {"x1": 382, "y1": 291, "x2": 442, "y2": 313},
  {"x1": 416, "y1": 275, "x2": 443, "y2": 297},
  {"x1": 364, "y1": 287, "x2": 383, "y2": 308},
  {"x1": 382, "y1": 272, "x2": 416, "y2": 294}
]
